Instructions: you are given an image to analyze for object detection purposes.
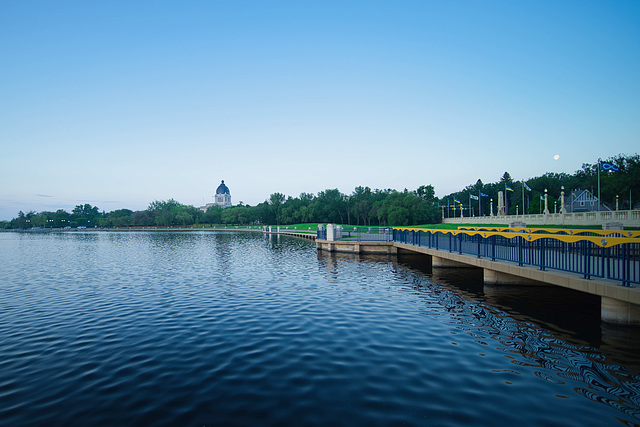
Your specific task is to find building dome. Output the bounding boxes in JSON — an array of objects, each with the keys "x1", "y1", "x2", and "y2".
[{"x1": 216, "y1": 180, "x2": 230, "y2": 195}]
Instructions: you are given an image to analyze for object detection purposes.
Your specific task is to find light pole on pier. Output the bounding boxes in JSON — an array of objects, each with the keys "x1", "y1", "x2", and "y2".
[{"x1": 544, "y1": 189, "x2": 550, "y2": 215}]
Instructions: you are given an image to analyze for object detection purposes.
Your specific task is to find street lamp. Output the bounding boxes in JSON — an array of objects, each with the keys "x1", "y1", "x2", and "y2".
[
  {"x1": 544, "y1": 188, "x2": 549, "y2": 215},
  {"x1": 616, "y1": 195, "x2": 619, "y2": 211}
]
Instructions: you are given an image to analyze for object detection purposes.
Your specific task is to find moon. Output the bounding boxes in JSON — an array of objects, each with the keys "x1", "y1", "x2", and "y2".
[{"x1": 553, "y1": 154, "x2": 560, "y2": 160}]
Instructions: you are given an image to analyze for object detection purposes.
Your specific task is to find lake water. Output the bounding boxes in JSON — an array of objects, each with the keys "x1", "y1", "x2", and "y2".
[{"x1": 1, "y1": 231, "x2": 640, "y2": 426}]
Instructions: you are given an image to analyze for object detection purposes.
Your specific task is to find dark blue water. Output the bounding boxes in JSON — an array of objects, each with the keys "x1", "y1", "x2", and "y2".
[{"x1": 1, "y1": 231, "x2": 639, "y2": 426}]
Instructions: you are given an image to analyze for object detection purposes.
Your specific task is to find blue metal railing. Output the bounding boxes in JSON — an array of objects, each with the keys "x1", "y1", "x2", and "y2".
[
  {"x1": 317, "y1": 228, "x2": 327, "y2": 240},
  {"x1": 317, "y1": 228, "x2": 392, "y2": 242},
  {"x1": 393, "y1": 229, "x2": 639, "y2": 287}
]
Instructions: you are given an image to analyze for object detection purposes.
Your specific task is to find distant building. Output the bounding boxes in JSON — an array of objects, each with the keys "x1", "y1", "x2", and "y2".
[
  {"x1": 199, "y1": 180, "x2": 232, "y2": 211},
  {"x1": 566, "y1": 189, "x2": 611, "y2": 213}
]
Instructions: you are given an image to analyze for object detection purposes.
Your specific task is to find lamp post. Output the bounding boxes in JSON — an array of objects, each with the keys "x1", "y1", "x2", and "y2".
[
  {"x1": 544, "y1": 189, "x2": 549, "y2": 215},
  {"x1": 554, "y1": 201, "x2": 557, "y2": 214},
  {"x1": 560, "y1": 186, "x2": 566, "y2": 214},
  {"x1": 490, "y1": 198, "x2": 494, "y2": 216},
  {"x1": 516, "y1": 205, "x2": 519, "y2": 216},
  {"x1": 616, "y1": 195, "x2": 619, "y2": 211}
]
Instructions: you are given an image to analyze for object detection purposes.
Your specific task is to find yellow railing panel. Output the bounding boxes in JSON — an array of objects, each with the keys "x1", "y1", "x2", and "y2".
[
  {"x1": 395, "y1": 228, "x2": 640, "y2": 248},
  {"x1": 456, "y1": 226, "x2": 640, "y2": 238}
]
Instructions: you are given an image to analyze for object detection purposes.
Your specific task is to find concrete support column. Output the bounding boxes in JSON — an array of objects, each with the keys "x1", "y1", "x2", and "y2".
[
  {"x1": 601, "y1": 297, "x2": 640, "y2": 325},
  {"x1": 432, "y1": 256, "x2": 471, "y2": 268},
  {"x1": 484, "y1": 269, "x2": 546, "y2": 286}
]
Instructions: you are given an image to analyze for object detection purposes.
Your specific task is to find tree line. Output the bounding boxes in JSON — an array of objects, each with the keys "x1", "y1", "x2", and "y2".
[
  {"x1": 2, "y1": 185, "x2": 441, "y2": 229},
  {"x1": 3, "y1": 153, "x2": 637, "y2": 229}
]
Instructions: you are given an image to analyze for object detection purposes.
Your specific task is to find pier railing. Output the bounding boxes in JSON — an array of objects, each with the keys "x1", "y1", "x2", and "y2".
[
  {"x1": 316, "y1": 227, "x2": 392, "y2": 242},
  {"x1": 342, "y1": 228, "x2": 392, "y2": 242},
  {"x1": 393, "y1": 228, "x2": 640, "y2": 287}
]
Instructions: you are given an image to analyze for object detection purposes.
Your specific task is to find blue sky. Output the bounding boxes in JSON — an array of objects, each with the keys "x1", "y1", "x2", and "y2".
[{"x1": 1, "y1": 1, "x2": 639, "y2": 219}]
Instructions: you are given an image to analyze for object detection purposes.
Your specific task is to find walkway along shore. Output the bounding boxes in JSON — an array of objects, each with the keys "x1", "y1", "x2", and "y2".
[{"x1": 316, "y1": 225, "x2": 640, "y2": 326}]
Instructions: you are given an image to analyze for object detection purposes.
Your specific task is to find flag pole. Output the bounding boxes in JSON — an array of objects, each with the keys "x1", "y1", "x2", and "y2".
[
  {"x1": 521, "y1": 181, "x2": 523, "y2": 216},
  {"x1": 597, "y1": 159, "x2": 601, "y2": 213},
  {"x1": 505, "y1": 183, "x2": 507, "y2": 215},
  {"x1": 478, "y1": 190, "x2": 481, "y2": 216}
]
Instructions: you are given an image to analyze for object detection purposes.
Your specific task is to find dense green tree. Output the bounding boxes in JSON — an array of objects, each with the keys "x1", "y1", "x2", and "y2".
[
  {"x1": 268, "y1": 193, "x2": 286, "y2": 225},
  {"x1": 132, "y1": 210, "x2": 154, "y2": 226},
  {"x1": 147, "y1": 199, "x2": 183, "y2": 226},
  {"x1": 202, "y1": 206, "x2": 223, "y2": 225}
]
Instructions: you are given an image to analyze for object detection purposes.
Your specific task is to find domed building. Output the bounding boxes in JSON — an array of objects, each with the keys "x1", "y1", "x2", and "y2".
[
  {"x1": 214, "y1": 180, "x2": 232, "y2": 208},
  {"x1": 199, "y1": 180, "x2": 232, "y2": 211}
]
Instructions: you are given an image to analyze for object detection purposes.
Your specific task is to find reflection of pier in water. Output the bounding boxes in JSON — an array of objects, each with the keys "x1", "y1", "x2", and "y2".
[
  {"x1": 315, "y1": 248, "x2": 640, "y2": 421},
  {"x1": 317, "y1": 227, "x2": 640, "y2": 325}
]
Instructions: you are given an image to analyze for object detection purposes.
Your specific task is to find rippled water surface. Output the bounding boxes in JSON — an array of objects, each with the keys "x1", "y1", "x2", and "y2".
[{"x1": 1, "y1": 231, "x2": 640, "y2": 426}]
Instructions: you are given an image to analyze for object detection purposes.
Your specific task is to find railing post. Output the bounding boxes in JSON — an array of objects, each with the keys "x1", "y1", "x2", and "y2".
[
  {"x1": 477, "y1": 234, "x2": 481, "y2": 258},
  {"x1": 540, "y1": 238, "x2": 546, "y2": 270},
  {"x1": 449, "y1": 233, "x2": 452, "y2": 252},
  {"x1": 584, "y1": 241, "x2": 591, "y2": 279},
  {"x1": 622, "y1": 243, "x2": 629, "y2": 287},
  {"x1": 491, "y1": 235, "x2": 496, "y2": 261},
  {"x1": 518, "y1": 237, "x2": 523, "y2": 267}
]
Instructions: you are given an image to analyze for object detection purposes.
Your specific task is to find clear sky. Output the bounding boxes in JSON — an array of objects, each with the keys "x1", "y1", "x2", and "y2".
[{"x1": 1, "y1": 1, "x2": 639, "y2": 220}]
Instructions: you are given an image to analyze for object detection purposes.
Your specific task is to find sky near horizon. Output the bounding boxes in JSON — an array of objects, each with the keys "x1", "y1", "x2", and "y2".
[{"x1": 1, "y1": 1, "x2": 639, "y2": 220}]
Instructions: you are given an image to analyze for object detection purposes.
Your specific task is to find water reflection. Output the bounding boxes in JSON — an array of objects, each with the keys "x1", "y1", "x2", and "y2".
[
  {"x1": 2, "y1": 231, "x2": 640, "y2": 425},
  {"x1": 331, "y1": 251, "x2": 640, "y2": 423}
]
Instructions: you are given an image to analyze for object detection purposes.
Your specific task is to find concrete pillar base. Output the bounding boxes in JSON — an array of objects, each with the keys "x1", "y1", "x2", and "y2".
[
  {"x1": 601, "y1": 297, "x2": 640, "y2": 326},
  {"x1": 432, "y1": 256, "x2": 471, "y2": 268},
  {"x1": 484, "y1": 269, "x2": 546, "y2": 286}
]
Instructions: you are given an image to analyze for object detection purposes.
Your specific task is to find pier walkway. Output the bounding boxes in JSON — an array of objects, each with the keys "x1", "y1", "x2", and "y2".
[{"x1": 316, "y1": 226, "x2": 640, "y2": 325}]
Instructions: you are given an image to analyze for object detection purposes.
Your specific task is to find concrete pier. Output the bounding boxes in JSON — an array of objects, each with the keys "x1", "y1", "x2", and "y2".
[
  {"x1": 317, "y1": 239, "x2": 640, "y2": 326},
  {"x1": 316, "y1": 240, "x2": 397, "y2": 255},
  {"x1": 601, "y1": 297, "x2": 640, "y2": 325}
]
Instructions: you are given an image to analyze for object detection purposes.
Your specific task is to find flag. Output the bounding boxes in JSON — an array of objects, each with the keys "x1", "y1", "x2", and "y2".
[
  {"x1": 453, "y1": 198, "x2": 461, "y2": 203},
  {"x1": 523, "y1": 182, "x2": 532, "y2": 191},
  {"x1": 470, "y1": 195, "x2": 479, "y2": 200},
  {"x1": 480, "y1": 192, "x2": 489, "y2": 197},
  {"x1": 540, "y1": 195, "x2": 544, "y2": 201},
  {"x1": 506, "y1": 185, "x2": 514, "y2": 192},
  {"x1": 601, "y1": 162, "x2": 619, "y2": 172}
]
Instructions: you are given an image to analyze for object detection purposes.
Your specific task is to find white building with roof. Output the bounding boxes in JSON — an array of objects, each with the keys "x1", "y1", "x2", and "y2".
[{"x1": 199, "y1": 180, "x2": 232, "y2": 211}]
